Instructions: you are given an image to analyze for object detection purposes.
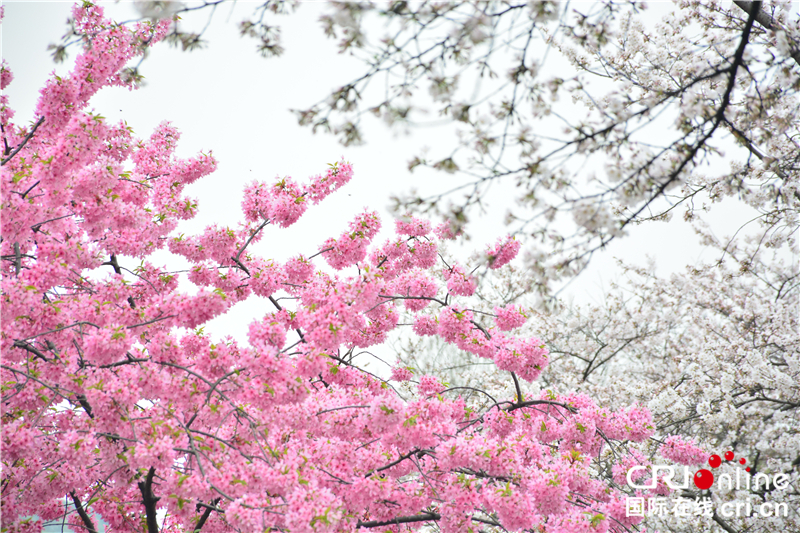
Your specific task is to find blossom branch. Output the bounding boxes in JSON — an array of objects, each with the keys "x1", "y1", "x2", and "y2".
[
  {"x1": 1, "y1": 116, "x2": 44, "y2": 166},
  {"x1": 194, "y1": 498, "x2": 222, "y2": 532},
  {"x1": 506, "y1": 399, "x2": 577, "y2": 414},
  {"x1": 356, "y1": 512, "x2": 441, "y2": 528},
  {"x1": 231, "y1": 217, "x2": 271, "y2": 275},
  {"x1": 733, "y1": 1, "x2": 800, "y2": 66},
  {"x1": 11, "y1": 340, "x2": 50, "y2": 362}
]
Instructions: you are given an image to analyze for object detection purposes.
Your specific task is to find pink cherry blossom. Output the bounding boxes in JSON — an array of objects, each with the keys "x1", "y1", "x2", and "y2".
[
  {"x1": 444, "y1": 263, "x2": 476, "y2": 296},
  {"x1": 486, "y1": 235, "x2": 520, "y2": 269},
  {"x1": 395, "y1": 214, "x2": 432, "y2": 237},
  {"x1": 660, "y1": 435, "x2": 708, "y2": 466},
  {"x1": 494, "y1": 304, "x2": 528, "y2": 331},
  {"x1": 0, "y1": 6, "x2": 659, "y2": 533}
]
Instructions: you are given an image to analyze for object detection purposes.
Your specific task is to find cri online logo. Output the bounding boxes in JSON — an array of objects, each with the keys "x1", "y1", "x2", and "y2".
[{"x1": 627, "y1": 451, "x2": 791, "y2": 491}]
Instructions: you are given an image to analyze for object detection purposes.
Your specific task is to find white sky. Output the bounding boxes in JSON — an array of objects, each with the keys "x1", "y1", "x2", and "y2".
[{"x1": 2, "y1": 0, "x2": 767, "y2": 343}]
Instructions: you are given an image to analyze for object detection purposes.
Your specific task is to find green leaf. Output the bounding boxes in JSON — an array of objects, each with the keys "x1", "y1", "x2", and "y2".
[
  {"x1": 403, "y1": 414, "x2": 418, "y2": 427},
  {"x1": 589, "y1": 513, "x2": 605, "y2": 527}
]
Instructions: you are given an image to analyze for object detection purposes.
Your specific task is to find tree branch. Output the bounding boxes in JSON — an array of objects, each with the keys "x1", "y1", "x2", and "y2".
[
  {"x1": 105, "y1": 255, "x2": 136, "y2": 308},
  {"x1": 13, "y1": 242, "x2": 21, "y2": 275},
  {"x1": 614, "y1": 0, "x2": 760, "y2": 237},
  {"x1": 365, "y1": 448, "x2": 433, "y2": 478},
  {"x1": 75, "y1": 394, "x2": 94, "y2": 419},
  {"x1": 231, "y1": 217, "x2": 271, "y2": 275},
  {"x1": 268, "y1": 295, "x2": 306, "y2": 343},
  {"x1": 193, "y1": 498, "x2": 221, "y2": 532},
  {"x1": 69, "y1": 491, "x2": 98, "y2": 533},
  {"x1": 470, "y1": 320, "x2": 492, "y2": 340},
  {"x1": 1, "y1": 116, "x2": 44, "y2": 166},
  {"x1": 12, "y1": 340, "x2": 49, "y2": 362},
  {"x1": 357, "y1": 512, "x2": 440, "y2": 528},
  {"x1": 137, "y1": 467, "x2": 160, "y2": 533},
  {"x1": 733, "y1": 1, "x2": 800, "y2": 66},
  {"x1": 510, "y1": 372, "x2": 523, "y2": 403},
  {"x1": 506, "y1": 399, "x2": 577, "y2": 413}
]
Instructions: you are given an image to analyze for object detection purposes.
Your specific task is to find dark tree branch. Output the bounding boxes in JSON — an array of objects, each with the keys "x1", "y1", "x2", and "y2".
[
  {"x1": 229, "y1": 255, "x2": 250, "y2": 276},
  {"x1": 613, "y1": 0, "x2": 761, "y2": 239},
  {"x1": 268, "y1": 295, "x2": 306, "y2": 343},
  {"x1": 510, "y1": 372, "x2": 523, "y2": 403},
  {"x1": 1, "y1": 116, "x2": 44, "y2": 166},
  {"x1": 1, "y1": 121, "x2": 9, "y2": 156},
  {"x1": 307, "y1": 246, "x2": 334, "y2": 260},
  {"x1": 470, "y1": 319, "x2": 492, "y2": 340},
  {"x1": 13, "y1": 242, "x2": 20, "y2": 275},
  {"x1": 365, "y1": 448, "x2": 433, "y2": 478},
  {"x1": 733, "y1": 1, "x2": 800, "y2": 66},
  {"x1": 193, "y1": 498, "x2": 221, "y2": 532},
  {"x1": 377, "y1": 294, "x2": 448, "y2": 307},
  {"x1": 357, "y1": 512, "x2": 440, "y2": 528},
  {"x1": 69, "y1": 491, "x2": 98, "y2": 533},
  {"x1": 104, "y1": 255, "x2": 136, "y2": 308},
  {"x1": 75, "y1": 394, "x2": 95, "y2": 419},
  {"x1": 12, "y1": 340, "x2": 49, "y2": 362},
  {"x1": 124, "y1": 314, "x2": 176, "y2": 330},
  {"x1": 98, "y1": 354, "x2": 150, "y2": 369},
  {"x1": 231, "y1": 217, "x2": 271, "y2": 275},
  {"x1": 137, "y1": 467, "x2": 160, "y2": 533},
  {"x1": 20, "y1": 180, "x2": 40, "y2": 199},
  {"x1": 31, "y1": 213, "x2": 72, "y2": 232},
  {"x1": 506, "y1": 399, "x2": 577, "y2": 413}
]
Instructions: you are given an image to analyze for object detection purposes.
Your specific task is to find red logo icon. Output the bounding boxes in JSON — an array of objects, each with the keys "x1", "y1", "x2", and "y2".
[{"x1": 693, "y1": 450, "x2": 750, "y2": 489}]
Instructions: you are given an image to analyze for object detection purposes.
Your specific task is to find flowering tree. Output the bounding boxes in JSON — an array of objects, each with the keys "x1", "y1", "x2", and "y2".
[
  {"x1": 299, "y1": 1, "x2": 800, "y2": 284},
  {"x1": 396, "y1": 222, "x2": 799, "y2": 533},
  {"x1": 0, "y1": 4, "x2": 671, "y2": 533},
  {"x1": 100, "y1": 0, "x2": 800, "y2": 296},
  {"x1": 539, "y1": 226, "x2": 798, "y2": 533}
]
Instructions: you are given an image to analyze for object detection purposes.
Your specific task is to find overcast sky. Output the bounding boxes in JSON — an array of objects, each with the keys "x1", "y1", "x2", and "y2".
[{"x1": 2, "y1": 0, "x2": 766, "y2": 344}]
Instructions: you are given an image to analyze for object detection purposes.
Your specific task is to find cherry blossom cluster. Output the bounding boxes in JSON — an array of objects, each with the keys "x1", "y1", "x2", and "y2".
[
  {"x1": 320, "y1": 209, "x2": 381, "y2": 269},
  {"x1": 659, "y1": 436, "x2": 708, "y2": 466},
  {"x1": 242, "y1": 162, "x2": 354, "y2": 226},
  {"x1": 486, "y1": 235, "x2": 521, "y2": 270},
  {"x1": 493, "y1": 304, "x2": 528, "y2": 331},
  {"x1": 443, "y1": 263, "x2": 476, "y2": 296},
  {"x1": 1, "y1": 4, "x2": 660, "y2": 533}
]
